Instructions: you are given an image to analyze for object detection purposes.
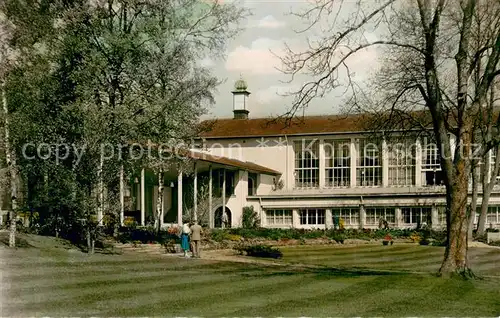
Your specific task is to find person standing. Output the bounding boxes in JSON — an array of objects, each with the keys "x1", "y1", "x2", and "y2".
[
  {"x1": 190, "y1": 221, "x2": 202, "y2": 258},
  {"x1": 180, "y1": 223, "x2": 191, "y2": 258}
]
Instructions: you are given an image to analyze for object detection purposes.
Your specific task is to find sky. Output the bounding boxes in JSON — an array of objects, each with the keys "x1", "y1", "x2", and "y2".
[{"x1": 202, "y1": 0, "x2": 380, "y2": 120}]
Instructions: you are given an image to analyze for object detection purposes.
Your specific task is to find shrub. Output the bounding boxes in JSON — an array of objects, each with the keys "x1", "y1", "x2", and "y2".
[
  {"x1": 410, "y1": 232, "x2": 421, "y2": 242},
  {"x1": 242, "y1": 206, "x2": 260, "y2": 229},
  {"x1": 117, "y1": 227, "x2": 178, "y2": 244},
  {"x1": 227, "y1": 234, "x2": 242, "y2": 241},
  {"x1": 235, "y1": 244, "x2": 283, "y2": 259},
  {"x1": 419, "y1": 239, "x2": 430, "y2": 245},
  {"x1": 210, "y1": 229, "x2": 229, "y2": 242},
  {"x1": 488, "y1": 240, "x2": 500, "y2": 247}
]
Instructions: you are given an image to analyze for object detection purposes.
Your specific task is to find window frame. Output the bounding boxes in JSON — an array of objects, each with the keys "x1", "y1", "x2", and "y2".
[
  {"x1": 294, "y1": 139, "x2": 320, "y2": 189},
  {"x1": 356, "y1": 139, "x2": 382, "y2": 187},
  {"x1": 332, "y1": 207, "x2": 360, "y2": 226},
  {"x1": 388, "y1": 140, "x2": 416, "y2": 186},
  {"x1": 365, "y1": 207, "x2": 396, "y2": 225},
  {"x1": 324, "y1": 139, "x2": 351, "y2": 188},
  {"x1": 299, "y1": 208, "x2": 326, "y2": 225},
  {"x1": 266, "y1": 209, "x2": 293, "y2": 226}
]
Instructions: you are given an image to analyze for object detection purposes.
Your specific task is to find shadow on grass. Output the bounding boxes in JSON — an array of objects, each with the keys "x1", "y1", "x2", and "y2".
[{"x1": 240, "y1": 263, "x2": 414, "y2": 279}]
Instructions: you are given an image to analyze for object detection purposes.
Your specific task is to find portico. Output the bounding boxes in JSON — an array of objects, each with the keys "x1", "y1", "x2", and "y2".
[{"x1": 118, "y1": 150, "x2": 280, "y2": 228}]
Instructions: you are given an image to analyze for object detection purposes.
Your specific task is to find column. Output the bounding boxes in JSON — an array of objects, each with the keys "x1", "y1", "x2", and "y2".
[
  {"x1": 193, "y1": 162, "x2": 198, "y2": 223},
  {"x1": 209, "y1": 165, "x2": 213, "y2": 228},
  {"x1": 350, "y1": 138, "x2": 357, "y2": 187},
  {"x1": 177, "y1": 171, "x2": 183, "y2": 226},
  {"x1": 431, "y1": 204, "x2": 439, "y2": 230},
  {"x1": 325, "y1": 208, "x2": 333, "y2": 229},
  {"x1": 287, "y1": 140, "x2": 294, "y2": 190},
  {"x1": 360, "y1": 204, "x2": 366, "y2": 229},
  {"x1": 119, "y1": 165, "x2": 124, "y2": 226},
  {"x1": 450, "y1": 134, "x2": 456, "y2": 161},
  {"x1": 158, "y1": 169, "x2": 164, "y2": 228},
  {"x1": 319, "y1": 138, "x2": 325, "y2": 188},
  {"x1": 382, "y1": 139, "x2": 389, "y2": 187},
  {"x1": 395, "y1": 207, "x2": 402, "y2": 228},
  {"x1": 292, "y1": 209, "x2": 300, "y2": 228},
  {"x1": 160, "y1": 185, "x2": 165, "y2": 228},
  {"x1": 135, "y1": 177, "x2": 140, "y2": 211},
  {"x1": 415, "y1": 138, "x2": 422, "y2": 187},
  {"x1": 222, "y1": 168, "x2": 226, "y2": 228},
  {"x1": 97, "y1": 155, "x2": 104, "y2": 226},
  {"x1": 140, "y1": 168, "x2": 145, "y2": 226}
]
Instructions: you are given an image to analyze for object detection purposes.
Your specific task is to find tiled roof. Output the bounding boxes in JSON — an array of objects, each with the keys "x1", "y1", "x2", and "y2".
[
  {"x1": 187, "y1": 150, "x2": 281, "y2": 176},
  {"x1": 199, "y1": 113, "x2": 374, "y2": 138},
  {"x1": 126, "y1": 141, "x2": 281, "y2": 175}
]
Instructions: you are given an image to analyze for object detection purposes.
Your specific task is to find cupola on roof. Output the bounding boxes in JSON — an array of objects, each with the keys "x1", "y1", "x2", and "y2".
[{"x1": 233, "y1": 76, "x2": 248, "y2": 92}]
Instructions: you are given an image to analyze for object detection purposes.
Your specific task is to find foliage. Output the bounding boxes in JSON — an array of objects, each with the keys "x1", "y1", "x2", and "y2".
[
  {"x1": 383, "y1": 233, "x2": 393, "y2": 241},
  {"x1": 209, "y1": 227, "x2": 447, "y2": 242},
  {"x1": 410, "y1": 232, "x2": 422, "y2": 243},
  {"x1": 117, "y1": 227, "x2": 178, "y2": 244},
  {"x1": 279, "y1": 0, "x2": 500, "y2": 274},
  {"x1": 234, "y1": 244, "x2": 283, "y2": 259},
  {"x1": 241, "y1": 206, "x2": 260, "y2": 229},
  {"x1": 488, "y1": 240, "x2": 500, "y2": 247},
  {"x1": 0, "y1": 0, "x2": 247, "y2": 248}
]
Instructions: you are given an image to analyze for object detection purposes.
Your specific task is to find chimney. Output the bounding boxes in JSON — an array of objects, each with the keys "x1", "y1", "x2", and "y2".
[{"x1": 232, "y1": 76, "x2": 250, "y2": 119}]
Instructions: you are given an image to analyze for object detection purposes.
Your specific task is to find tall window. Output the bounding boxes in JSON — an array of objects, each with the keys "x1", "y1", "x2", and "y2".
[
  {"x1": 214, "y1": 169, "x2": 236, "y2": 197},
  {"x1": 324, "y1": 139, "x2": 351, "y2": 187},
  {"x1": 388, "y1": 140, "x2": 416, "y2": 186},
  {"x1": 438, "y1": 206, "x2": 446, "y2": 226},
  {"x1": 402, "y1": 207, "x2": 431, "y2": 225},
  {"x1": 488, "y1": 150, "x2": 500, "y2": 185},
  {"x1": 266, "y1": 210, "x2": 292, "y2": 226},
  {"x1": 356, "y1": 139, "x2": 382, "y2": 186},
  {"x1": 365, "y1": 207, "x2": 395, "y2": 225},
  {"x1": 487, "y1": 206, "x2": 500, "y2": 224},
  {"x1": 422, "y1": 138, "x2": 444, "y2": 186},
  {"x1": 248, "y1": 172, "x2": 257, "y2": 196},
  {"x1": 299, "y1": 209, "x2": 325, "y2": 225},
  {"x1": 294, "y1": 139, "x2": 320, "y2": 188},
  {"x1": 332, "y1": 207, "x2": 360, "y2": 226}
]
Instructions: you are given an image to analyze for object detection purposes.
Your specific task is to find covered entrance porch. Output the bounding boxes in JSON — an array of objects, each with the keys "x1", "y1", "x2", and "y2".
[{"x1": 114, "y1": 151, "x2": 280, "y2": 228}]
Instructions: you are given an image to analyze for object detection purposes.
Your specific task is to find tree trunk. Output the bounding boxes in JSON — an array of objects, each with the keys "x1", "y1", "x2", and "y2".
[
  {"x1": 439, "y1": 162, "x2": 472, "y2": 277},
  {"x1": 468, "y1": 163, "x2": 480, "y2": 240},
  {"x1": 477, "y1": 187, "x2": 491, "y2": 235},
  {"x1": 2, "y1": 81, "x2": 17, "y2": 248},
  {"x1": 155, "y1": 168, "x2": 163, "y2": 233}
]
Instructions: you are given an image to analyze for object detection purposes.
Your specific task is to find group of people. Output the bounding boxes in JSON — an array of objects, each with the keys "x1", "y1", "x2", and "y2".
[{"x1": 180, "y1": 221, "x2": 202, "y2": 258}]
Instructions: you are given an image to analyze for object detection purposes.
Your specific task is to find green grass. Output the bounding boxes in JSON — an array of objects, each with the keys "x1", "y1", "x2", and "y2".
[
  {"x1": 1, "y1": 243, "x2": 500, "y2": 316},
  {"x1": 279, "y1": 244, "x2": 500, "y2": 276}
]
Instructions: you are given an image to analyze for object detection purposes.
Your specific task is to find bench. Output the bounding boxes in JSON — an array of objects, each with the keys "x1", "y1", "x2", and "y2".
[{"x1": 487, "y1": 232, "x2": 500, "y2": 244}]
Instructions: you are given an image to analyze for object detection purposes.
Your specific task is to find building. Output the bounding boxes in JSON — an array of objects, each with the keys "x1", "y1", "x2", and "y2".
[
  {"x1": 4, "y1": 78, "x2": 500, "y2": 230},
  {"x1": 119, "y1": 77, "x2": 500, "y2": 230}
]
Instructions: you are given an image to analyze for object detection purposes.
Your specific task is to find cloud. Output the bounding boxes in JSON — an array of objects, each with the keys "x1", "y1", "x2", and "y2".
[
  {"x1": 254, "y1": 84, "x2": 299, "y2": 105},
  {"x1": 199, "y1": 57, "x2": 215, "y2": 67},
  {"x1": 225, "y1": 38, "x2": 294, "y2": 75},
  {"x1": 248, "y1": 15, "x2": 286, "y2": 29}
]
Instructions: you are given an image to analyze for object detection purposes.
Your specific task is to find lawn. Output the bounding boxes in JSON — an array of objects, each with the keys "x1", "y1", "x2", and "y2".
[
  {"x1": 1, "y1": 243, "x2": 499, "y2": 316},
  {"x1": 279, "y1": 244, "x2": 500, "y2": 276}
]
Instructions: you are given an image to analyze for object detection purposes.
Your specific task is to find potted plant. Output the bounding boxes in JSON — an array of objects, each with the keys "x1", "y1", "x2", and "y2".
[{"x1": 383, "y1": 233, "x2": 393, "y2": 245}]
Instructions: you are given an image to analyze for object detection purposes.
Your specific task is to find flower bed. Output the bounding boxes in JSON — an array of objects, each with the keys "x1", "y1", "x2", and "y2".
[{"x1": 206, "y1": 228, "x2": 446, "y2": 243}]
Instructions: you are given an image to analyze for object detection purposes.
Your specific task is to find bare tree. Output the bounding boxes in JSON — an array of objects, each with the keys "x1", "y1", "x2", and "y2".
[
  {"x1": 0, "y1": 23, "x2": 18, "y2": 247},
  {"x1": 280, "y1": 0, "x2": 500, "y2": 277}
]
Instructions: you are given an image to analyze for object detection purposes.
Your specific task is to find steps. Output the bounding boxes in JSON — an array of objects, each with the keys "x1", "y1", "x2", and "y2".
[{"x1": 113, "y1": 243, "x2": 185, "y2": 256}]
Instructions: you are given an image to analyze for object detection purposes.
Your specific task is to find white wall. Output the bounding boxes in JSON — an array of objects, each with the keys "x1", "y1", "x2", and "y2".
[{"x1": 205, "y1": 137, "x2": 292, "y2": 191}]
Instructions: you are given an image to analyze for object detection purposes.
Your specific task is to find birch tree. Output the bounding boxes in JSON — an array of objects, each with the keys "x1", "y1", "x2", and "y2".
[
  {"x1": 1, "y1": 0, "x2": 246, "y2": 247},
  {"x1": 0, "y1": 18, "x2": 18, "y2": 247},
  {"x1": 281, "y1": 0, "x2": 500, "y2": 277}
]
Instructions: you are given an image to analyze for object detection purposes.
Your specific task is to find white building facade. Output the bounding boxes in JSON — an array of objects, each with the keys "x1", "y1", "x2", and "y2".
[{"x1": 192, "y1": 79, "x2": 500, "y2": 230}]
